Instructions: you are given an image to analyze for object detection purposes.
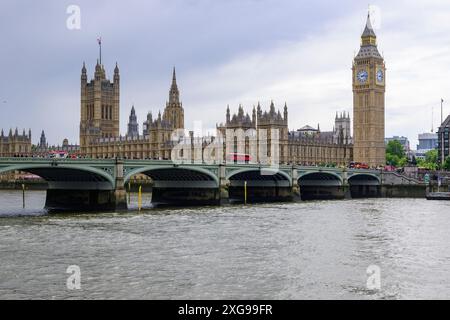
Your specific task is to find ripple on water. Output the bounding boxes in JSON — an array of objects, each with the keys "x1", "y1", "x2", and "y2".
[{"x1": 1, "y1": 192, "x2": 450, "y2": 299}]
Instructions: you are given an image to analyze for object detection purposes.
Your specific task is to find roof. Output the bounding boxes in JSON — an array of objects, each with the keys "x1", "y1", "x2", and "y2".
[
  {"x1": 298, "y1": 125, "x2": 318, "y2": 131},
  {"x1": 362, "y1": 13, "x2": 376, "y2": 38}
]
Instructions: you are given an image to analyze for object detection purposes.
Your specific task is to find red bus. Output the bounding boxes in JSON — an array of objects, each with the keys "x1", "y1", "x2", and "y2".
[{"x1": 228, "y1": 153, "x2": 251, "y2": 163}]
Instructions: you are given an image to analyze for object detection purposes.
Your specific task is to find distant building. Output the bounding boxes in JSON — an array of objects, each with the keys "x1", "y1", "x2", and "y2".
[
  {"x1": 417, "y1": 132, "x2": 438, "y2": 151},
  {"x1": 437, "y1": 115, "x2": 450, "y2": 164},
  {"x1": 127, "y1": 106, "x2": 139, "y2": 137},
  {"x1": 0, "y1": 128, "x2": 32, "y2": 157},
  {"x1": 385, "y1": 136, "x2": 410, "y2": 152},
  {"x1": 34, "y1": 130, "x2": 80, "y2": 155}
]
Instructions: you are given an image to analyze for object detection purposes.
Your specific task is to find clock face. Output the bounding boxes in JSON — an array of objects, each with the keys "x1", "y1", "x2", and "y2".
[
  {"x1": 357, "y1": 70, "x2": 368, "y2": 84},
  {"x1": 376, "y1": 69, "x2": 384, "y2": 82}
]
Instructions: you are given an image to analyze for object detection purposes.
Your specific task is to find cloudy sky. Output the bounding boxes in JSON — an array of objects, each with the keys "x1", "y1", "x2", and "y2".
[{"x1": 1, "y1": 0, "x2": 450, "y2": 148}]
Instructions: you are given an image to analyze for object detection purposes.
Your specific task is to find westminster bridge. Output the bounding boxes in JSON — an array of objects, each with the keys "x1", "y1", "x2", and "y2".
[{"x1": 0, "y1": 158, "x2": 423, "y2": 211}]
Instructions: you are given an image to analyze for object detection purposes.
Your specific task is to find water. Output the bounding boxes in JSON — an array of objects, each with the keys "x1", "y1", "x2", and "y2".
[{"x1": 1, "y1": 190, "x2": 450, "y2": 299}]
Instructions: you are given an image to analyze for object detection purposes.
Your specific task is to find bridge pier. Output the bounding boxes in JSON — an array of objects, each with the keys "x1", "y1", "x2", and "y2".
[
  {"x1": 218, "y1": 165, "x2": 230, "y2": 205},
  {"x1": 113, "y1": 160, "x2": 128, "y2": 210},
  {"x1": 45, "y1": 189, "x2": 121, "y2": 212},
  {"x1": 291, "y1": 168, "x2": 302, "y2": 201}
]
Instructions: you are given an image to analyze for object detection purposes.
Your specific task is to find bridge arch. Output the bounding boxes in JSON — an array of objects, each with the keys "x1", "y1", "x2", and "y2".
[
  {"x1": 347, "y1": 173, "x2": 381, "y2": 185},
  {"x1": 226, "y1": 168, "x2": 292, "y2": 187},
  {"x1": 124, "y1": 165, "x2": 219, "y2": 188},
  {"x1": 0, "y1": 163, "x2": 115, "y2": 189},
  {"x1": 298, "y1": 171, "x2": 343, "y2": 186}
]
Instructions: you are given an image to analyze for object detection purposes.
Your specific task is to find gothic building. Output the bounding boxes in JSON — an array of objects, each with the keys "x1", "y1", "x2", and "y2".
[
  {"x1": 127, "y1": 106, "x2": 139, "y2": 137},
  {"x1": 352, "y1": 13, "x2": 386, "y2": 167},
  {"x1": 33, "y1": 130, "x2": 80, "y2": 156},
  {"x1": 79, "y1": 60, "x2": 120, "y2": 154},
  {"x1": 74, "y1": 12, "x2": 382, "y2": 166},
  {"x1": 218, "y1": 104, "x2": 352, "y2": 166},
  {"x1": 217, "y1": 101, "x2": 289, "y2": 164},
  {"x1": 0, "y1": 128, "x2": 32, "y2": 157},
  {"x1": 81, "y1": 66, "x2": 185, "y2": 159}
]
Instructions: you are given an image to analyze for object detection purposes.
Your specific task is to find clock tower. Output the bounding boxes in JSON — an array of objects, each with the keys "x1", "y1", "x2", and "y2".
[{"x1": 353, "y1": 13, "x2": 386, "y2": 167}]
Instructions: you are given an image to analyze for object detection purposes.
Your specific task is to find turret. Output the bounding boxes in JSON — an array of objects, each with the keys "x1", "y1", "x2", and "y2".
[
  {"x1": 284, "y1": 102, "x2": 288, "y2": 123},
  {"x1": 94, "y1": 59, "x2": 102, "y2": 80},
  {"x1": 114, "y1": 62, "x2": 120, "y2": 83},
  {"x1": 81, "y1": 62, "x2": 87, "y2": 83}
]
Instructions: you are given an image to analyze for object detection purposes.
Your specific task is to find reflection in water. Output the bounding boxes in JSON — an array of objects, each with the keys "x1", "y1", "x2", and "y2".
[{"x1": 1, "y1": 190, "x2": 450, "y2": 299}]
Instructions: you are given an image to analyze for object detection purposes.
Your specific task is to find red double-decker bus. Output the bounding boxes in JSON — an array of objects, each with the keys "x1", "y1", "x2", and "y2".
[{"x1": 228, "y1": 153, "x2": 251, "y2": 163}]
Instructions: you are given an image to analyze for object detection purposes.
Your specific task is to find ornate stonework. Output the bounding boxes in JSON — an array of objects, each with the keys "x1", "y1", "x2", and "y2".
[{"x1": 352, "y1": 13, "x2": 386, "y2": 167}]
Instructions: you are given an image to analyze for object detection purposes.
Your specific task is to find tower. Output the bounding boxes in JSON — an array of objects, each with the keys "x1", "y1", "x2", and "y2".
[
  {"x1": 80, "y1": 59, "x2": 120, "y2": 153},
  {"x1": 352, "y1": 13, "x2": 386, "y2": 167},
  {"x1": 127, "y1": 105, "x2": 139, "y2": 137},
  {"x1": 334, "y1": 112, "x2": 351, "y2": 144},
  {"x1": 39, "y1": 130, "x2": 47, "y2": 148},
  {"x1": 163, "y1": 67, "x2": 184, "y2": 130}
]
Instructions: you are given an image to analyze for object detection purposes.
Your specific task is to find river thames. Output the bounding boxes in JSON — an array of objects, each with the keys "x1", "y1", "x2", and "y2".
[{"x1": 1, "y1": 190, "x2": 450, "y2": 300}]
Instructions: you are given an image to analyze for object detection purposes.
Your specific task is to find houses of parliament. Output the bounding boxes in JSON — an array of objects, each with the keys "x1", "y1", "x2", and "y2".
[{"x1": 1, "y1": 13, "x2": 385, "y2": 167}]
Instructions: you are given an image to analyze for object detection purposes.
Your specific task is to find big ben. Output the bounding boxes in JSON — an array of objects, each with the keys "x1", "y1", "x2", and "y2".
[{"x1": 353, "y1": 13, "x2": 386, "y2": 167}]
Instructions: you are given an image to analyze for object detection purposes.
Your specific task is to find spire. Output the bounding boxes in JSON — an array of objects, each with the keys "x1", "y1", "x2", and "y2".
[
  {"x1": 114, "y1": 62, "x2": 119, "y2": 74},
  {"x1": 169, "y1": 67, "x2": 180, "y2": 105},
  {"x1": 284, "y1": 102, "x2": 288, "y2": 121},
  {"x1": 362, "y1": 12, "x2": 376, "y2": 37},
  {"x1": 361, "y1": 11, "x2": 377, "y2": 45},
  {"x1": 82, "y1": 61, "x2": 86, "y2": 73},
  {"x1": 127, "y1": 105, "x2": 139, "y2": 137},
  {"x1": 356, "y1": 11, "x2": 381, "y2": 59},
  {"x1": 270, "y1": 100, "x2": 275, "y2": 114}
]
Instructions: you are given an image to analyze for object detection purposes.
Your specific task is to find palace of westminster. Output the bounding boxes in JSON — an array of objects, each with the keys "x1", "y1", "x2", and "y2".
[{"x1": 0, "y1": 14, "x2": 386, "y2": 168}]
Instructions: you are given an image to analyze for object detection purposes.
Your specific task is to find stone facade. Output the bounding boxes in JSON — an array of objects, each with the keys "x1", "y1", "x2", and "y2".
[
  {"x1": 352, "y1": 13, "x2": 386, "y2": 167},
  {"x1": 79, "y1": 61, "x2": 120, "y2": 153},
  {"x1": 75, "y1": 12, "x2": 381, "y2": 166},
  {"x1": 82, "y1": 67, "x2": 184, "y2": 160},
  {"x1": 33, "y1": 131, "x2": 80, "y2": 155},
  {"x1": 217, "y1": 103, "x2": 353, "y2": 166},
  {"x1": 0, "y1": 128, "x2": 32, "y2": 157}
]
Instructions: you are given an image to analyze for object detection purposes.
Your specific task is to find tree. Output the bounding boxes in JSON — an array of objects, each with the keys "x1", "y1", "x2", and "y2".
[
  {"x1": 386, "y1": 140, "x2": 406, "y2": 166},
  {"x1": 386, "y1": 140, "x2": 405, "y2": 158},
  {"x1": 417, "y1": 149, "x2": 439, "y2": 170},
  {"x1": 425, "y1": 149, "x2": 438, "y2": 164},
  {"x1": 444, "y1": 156, "x2": 450, "y2": 171}
]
